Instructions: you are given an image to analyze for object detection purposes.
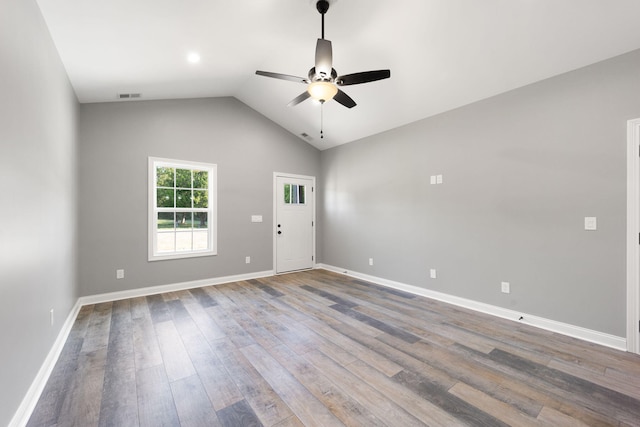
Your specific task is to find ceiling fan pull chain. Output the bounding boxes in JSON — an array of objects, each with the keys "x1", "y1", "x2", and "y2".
[{"x1": 320, "y1": 102, "x2": 324, "y2": 139}]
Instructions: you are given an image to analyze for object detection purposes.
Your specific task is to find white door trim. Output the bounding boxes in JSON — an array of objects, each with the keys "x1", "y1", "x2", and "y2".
[
  {"x1": 626, "y1": 118, "x2": 640, "y2": 354},
  {"x1": 273, "y1": 172, "x2": 316, "y2": 273}
]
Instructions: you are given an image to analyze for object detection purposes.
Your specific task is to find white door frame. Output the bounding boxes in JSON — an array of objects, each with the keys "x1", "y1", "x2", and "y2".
[
  {"x1": 626, "y1": 118, "x2": 640, "y2": 354},
  {"x1": 273, "y1": 172, "x2": 316, "y2": 273}
]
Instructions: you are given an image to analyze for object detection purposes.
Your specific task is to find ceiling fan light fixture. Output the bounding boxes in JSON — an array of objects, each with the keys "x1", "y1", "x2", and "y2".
[{"x1": 307, "y1": 81, "x2": 338, "y2": 102}]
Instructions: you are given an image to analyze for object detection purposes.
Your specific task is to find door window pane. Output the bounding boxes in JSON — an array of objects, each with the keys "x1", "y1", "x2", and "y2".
[
  {"x1": 284, "y1": 183, "x2": 306, "y2": 205},
  {"x1": 284, "y1": 184, "x2": 291, "y2": 204}
]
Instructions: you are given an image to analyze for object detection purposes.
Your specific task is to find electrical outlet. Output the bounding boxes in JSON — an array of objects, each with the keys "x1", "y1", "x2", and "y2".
[
  {"x1": 116, "y1": 269, "x2": 124, "y2": 279},
  {"x1": 245, "y1": 256, "x2": 251, "y2": 264},
  {"x1": 501, "y1": 282, "x2": 510, "y2": 294},
  {"x1": 436, "y1": 174, "x2": 443, "y2": 184},
  {"x1": 584, "y1": 217, "x2": 597, "y2": 230},
  {"x1": 369, "y1": 258, "x2": 374, "y2": 266},
  {"x1": 430, "y1": 268, "x2": 437, "y2": 279}
]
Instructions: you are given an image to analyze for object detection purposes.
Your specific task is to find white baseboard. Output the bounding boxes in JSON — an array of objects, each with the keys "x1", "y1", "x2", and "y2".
[
  {"x1": 11, "y1": 269, "x2": 273, "y2": 427},
  {"x1": 317, "y1": 263, "x2": 627, "y2": 351},
  {"x1": 9, "y1": 300, "x2": 82, "y2": 427},
  {"x1": 78, "y1": 269, "x2": 274, "y2": 306}
]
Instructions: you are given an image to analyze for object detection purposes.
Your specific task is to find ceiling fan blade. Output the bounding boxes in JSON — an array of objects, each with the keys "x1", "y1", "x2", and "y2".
[
  {"x1": 334, "y1": 89, "x2": 356, "y2": 108},
  {"x1": 256, "y1": 71, "x2": 308, "y2": 84},
  {"x1": 336, "y1": 70, "x2": 391, "y2": 86},
  {"x1": 287, "y1": 91, "x2": 311, "y2": 107},
  {"x1": 315, "y1": 39, "x2": 333, "y2": 79}
]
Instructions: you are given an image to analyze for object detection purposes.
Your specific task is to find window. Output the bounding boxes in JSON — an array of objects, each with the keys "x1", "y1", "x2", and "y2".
[
  {"x1": 284, "y1": 183, "x2": 306, "y2": 204},
  {"x1": 148, "y1": 157, "x2": 217, "y2": 261}
]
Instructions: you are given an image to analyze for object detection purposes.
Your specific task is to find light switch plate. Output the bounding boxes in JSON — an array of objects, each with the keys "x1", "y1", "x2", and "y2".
[
  {"x1": 436, "y1": 174, "x2": 443, "y2": 184},
  {"x1": 584, "y1": 217, "x2": 597, "y2": 231},
  {"x1": 116, "y1": 269, "x2": 124, "y2": 279},
  {"x1": 430, "y1": 268, "x2": 437, "y2": 279},
  {"x1": 430, "y1": 176, "x2": 437, "y2": 185},
  {"x1": 251, "y1": 215, "x2": 263, "y2": 223}
]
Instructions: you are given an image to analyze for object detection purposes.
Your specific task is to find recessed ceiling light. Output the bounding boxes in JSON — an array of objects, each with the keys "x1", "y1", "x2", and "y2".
[{"x1": 187, "y1": 52, "x2": 201, "y2": 64}]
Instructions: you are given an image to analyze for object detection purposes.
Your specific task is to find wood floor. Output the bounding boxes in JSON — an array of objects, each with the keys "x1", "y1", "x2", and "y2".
[{"x1": 27, "y1": 270, "x2": 640, "y2": 427}]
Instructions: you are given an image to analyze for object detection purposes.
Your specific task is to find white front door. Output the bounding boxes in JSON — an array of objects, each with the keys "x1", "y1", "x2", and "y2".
[{"x1": 275, "y1": 174, "x2": 315, "y2": 273}]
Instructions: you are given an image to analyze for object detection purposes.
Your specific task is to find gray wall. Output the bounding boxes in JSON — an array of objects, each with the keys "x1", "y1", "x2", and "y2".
[
  {"x1": 78, "y1": 97, "x2": 320, "y2": 297},
  {"x1": 0, "y1": 0, "x2": 79, "y2": 425},
  {"x1": 320, "y1": 49, "x2": 640, "y2": 337}
]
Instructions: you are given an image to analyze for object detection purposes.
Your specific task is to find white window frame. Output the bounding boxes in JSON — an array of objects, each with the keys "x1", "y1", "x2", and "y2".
[{"x1": 148, "y1": 157, "x2": 217, "y2": 261}]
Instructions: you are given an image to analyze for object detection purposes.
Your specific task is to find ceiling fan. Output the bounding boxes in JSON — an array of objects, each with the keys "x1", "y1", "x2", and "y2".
[{"x1": 255, "y1": 0, "x2": 390, "y2": 109}]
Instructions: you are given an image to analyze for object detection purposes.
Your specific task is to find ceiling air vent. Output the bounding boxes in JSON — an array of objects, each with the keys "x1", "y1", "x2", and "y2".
[
  {"x1": 117, "y1": 93, "x2": 142, "y2": 100},
  {"x1": 300, "y1": 132, "x2": 313, "y2": 141}
]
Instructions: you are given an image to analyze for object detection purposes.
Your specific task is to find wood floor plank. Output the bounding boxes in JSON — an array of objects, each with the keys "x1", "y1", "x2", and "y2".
[
  {"x1": 145, "y1": 294, "x2": 172, "y2": 324},
  {"x1": 376, "y1": 333, "x2": 544, "y2": 418},
  {"x1": 99, "y1": 299, "x2": 138, "y2": 427},
  {"x1": 136, "y1": 364, "x2": 180, "y2": 427},
  {"x1": 188, "y1": 287, "x2": 218, "y2": 308},
  {"x1": 447, "y1": 382, "x2": 541, "y2": 427},
  {"x1": 132, "y1": 306, "x2": 163, "y2": 372},
  {"x1": 26, "y1": 336, "x2": 84, "y2": 427},
  {"x1": 56, "y1": 348, "x2": 108, "y2": 427},
  {"x1": 154, "y1": 320, "x2": 196, "y2": 382},
  {"x1": 240, "y1": 343, "x2": 346, "y2": 427},
  {"x1": 81, "y1": 302, "x2": 112, "y2": 353},
  {"x1": 217, "y1": 399, "x2": 264, "y2": 427},
  {"x1": 171, "y1": 374, "x2": 221, "y2": 427},
  {"x1": 172, "y1": 313, "x2": 244, "y2": 411},
  {"x1": 266, "y1": 343, "x2": 388, "y2": 427},
  {"x1": 303, "y1": 349, "x2": 428, "y2": 427},
  {"x1": 210, "y1": 338, "x2": 296, "y2": 426},
  {"x1": 488, "y1": 347, "x2": 640, "y2": 424},
  {"x1": 451, "y1": 343, "x2": 630, "y2": 426},
  {"x1": 345, "y1": 359, "x2": 461, "y2": 426}
]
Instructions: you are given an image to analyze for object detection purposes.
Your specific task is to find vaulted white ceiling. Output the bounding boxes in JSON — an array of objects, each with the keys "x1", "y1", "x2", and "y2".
[{"x1": 36, "y1": 0, "x2": 640, "y2": 149}]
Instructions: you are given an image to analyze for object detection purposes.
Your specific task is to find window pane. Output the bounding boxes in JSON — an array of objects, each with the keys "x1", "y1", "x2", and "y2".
[
  {"x1": 193, "y1": 190, "x2": 208, "y2": 208},
  {"x1": 157, "y1": 232, "x2": 175, "y2": 252},
  {"x1": 284, "y1": 184, "x2": 290, "y2": 204},
  {"x1": 299, "y1": 185, "x2": 305, "y2": 204},
  {"x1": 176, "y1": 189, "x2": 192, "y2": 208},
  {"x1": 176, "y1": 231, "x2": 192, "y2": 251},
  {"x1": 157, "y1": 189, "x2": 174, "y2": 208},
  {"x1": 193, "y1": 170, "x2": 208, "y2": 189},
  {"x1": 291, "y1": 184, "x2": 298, "y2": 204},
  {"x1": 176, "y1": 168, "x2": 191, "y2": 188},
  {"x1": 193, "y1": 230, "x2": 208, "y2": 250},
  {"x1": 176, "y1": 212, "x2": 192, "y2": 229},
  {"x1": 157, "y1": 212, "x2": 175, "y2": 229},
  {"x1": 194, "y1": 212, "x2": 208, "y2": 229},
  {"x1": 156, "y1": 167, "x2": 174, "y2": 187}
]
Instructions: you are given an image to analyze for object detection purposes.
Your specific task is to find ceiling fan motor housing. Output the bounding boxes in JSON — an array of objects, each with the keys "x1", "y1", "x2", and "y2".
[{"x1": 309, "y1": 67, "x2": 337, "y2": 82}]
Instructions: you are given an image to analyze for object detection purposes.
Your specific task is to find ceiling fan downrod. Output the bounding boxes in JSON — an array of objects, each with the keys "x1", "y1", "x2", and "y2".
[{"x1": 316, "y1": 0, "x2": 330, "y2": 39}]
